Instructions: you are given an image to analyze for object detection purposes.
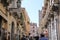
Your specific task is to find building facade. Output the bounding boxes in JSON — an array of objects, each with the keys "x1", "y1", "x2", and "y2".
[
  {"x1": 39, "y1": 0, "x2": 60, "y2": 40},
  {"x1": 0, "y1": 0, "x2": 25, "y2": 40},
  {"x1": 39, "y1": 7, "x2": 47, "y2": 34},
  {"x1": 39, "y1": 10, "x2": 42, "y2": 34},
  {"x1": 30, "y1": 23, "x2": 38, "y2": 37},
  {"x1": 21, "y1": 8, "x2": 30, "y2": 36}
]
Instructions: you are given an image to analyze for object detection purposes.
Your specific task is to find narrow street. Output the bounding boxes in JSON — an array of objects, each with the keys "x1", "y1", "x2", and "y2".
[{"x1": 0, "y1": 0, "x2": 60, "y2": 40}]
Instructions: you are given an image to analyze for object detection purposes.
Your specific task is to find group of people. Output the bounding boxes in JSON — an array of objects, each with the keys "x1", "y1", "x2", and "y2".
[
  {"x1": 39, "y1": 34, "x2": 48, "y2": 40},
  {"x1": 21, "y1": 34, "x2": 48, "y2": 40},
  {"x1": 21, "y1": 35, "x2": 35, "y2": 40}
]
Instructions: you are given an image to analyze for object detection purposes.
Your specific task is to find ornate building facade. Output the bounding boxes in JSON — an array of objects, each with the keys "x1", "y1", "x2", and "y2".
[
  {"x1": 21, "y1": 8, "x2": 30, "y2": 36},
  {"x1": 0, "y1": 0, "x2": 29, "y2": 40},
  {"x1": 39, "y1": 0, "x2": 59, "y2": 40}
]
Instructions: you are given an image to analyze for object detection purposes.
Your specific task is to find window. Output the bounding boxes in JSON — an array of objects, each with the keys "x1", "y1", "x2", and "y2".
[
  {"x1": 11, "y1": 22, "x2": 14, "y2": 40},
  {"x1": 52, "y1": 0, "x2": 54, "y2": 4},
  {"x1": 17, "y1": 0, "x2": 21, "y2": 8},
  {"x1": 33, "y1": 26, "x2": 34, "y2": 28},
  {"x1": 0, "y1": 16, "x2": 2, "y2": 36},
  {"x1": 33, "y1": 30, "x2": 35, "y2": 33},
  {"x1": 1, "y1": 0, "x2": 9, "y2": 7},
  {"x1": 11, "y1": 22, "x2": 14, "y2": 33},
  {"x1": 27, "y1": 21, "x2": 30, "y2": 24},
  {"x1": 52, "y1": 5, "x2": 59, "y2": 11},
  {"x1": 17, "y1": 2, "x2": 20, "y2": 8},
  {"x1": 52, "y1": 22, "x2": 54, "y2": 29},
  {"x1": 13, "y1": 12, "x2": 17, "y2": 16},
  {"x1": 46, "y1": 0, "x2": 49, "y2": 1}
]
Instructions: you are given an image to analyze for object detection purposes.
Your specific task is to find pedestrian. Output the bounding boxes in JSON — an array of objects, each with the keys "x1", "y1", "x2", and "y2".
[
  {"x1": 35, "y1": 36, "x2": 39, "y2": 40},
  {"x1": 29, "y1": 37, "x2": 33, "y2": 40},
  {"x1": 21, "y1": 35, "x2": 27, "y2": 40},
  {"x1": 26, "y1": 36, "x2": 29, "y2": 40},
  {"x1": 39, "y1": 34, "x2": 48, "y2": 40}
]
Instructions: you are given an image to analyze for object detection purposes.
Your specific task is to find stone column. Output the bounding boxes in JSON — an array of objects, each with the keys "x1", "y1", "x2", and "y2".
[
  {"x1": 54, "y1": 12, "x2": 58, "y2": 40},
  {"x1": 48, "y1": 21, "x2": 51, "y2": 40},
  {"x1": 51, "y1": 18, "x2": 53, "y2": 40},
  {"x1": 51, "y1": 17, "x2": 54, "y2": 40}
]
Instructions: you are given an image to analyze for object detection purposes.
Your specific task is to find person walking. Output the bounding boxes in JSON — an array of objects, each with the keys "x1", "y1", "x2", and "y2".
[
  {"x1": 21, "y1": 35, "x2": 27, "y2": 40},
  {"x1": 26, "y1": 36, "x2": 29, "y2": 40},
  {"x1": 39, "y1": 34, "x2": 48, "y2": 40},
  {"x1": 35, "y1": 36, "x2": 39, "y2": 40},
  {"x1": 29, "y1": 37, "x2": 33, "y2": 40}
]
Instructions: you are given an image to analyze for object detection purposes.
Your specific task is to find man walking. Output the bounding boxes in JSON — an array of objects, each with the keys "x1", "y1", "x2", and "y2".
[
  {"x1": 21, "y1": 35, "x2": 27, "y2": 40},
  {"x1": 39, "y1": 34, "x2": 48, "y2": 40}
]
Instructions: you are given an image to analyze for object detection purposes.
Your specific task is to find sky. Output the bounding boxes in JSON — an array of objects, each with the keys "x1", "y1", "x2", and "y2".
[{"x1": 21, "y1": 0, "x2": 44, "y2": 27}]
